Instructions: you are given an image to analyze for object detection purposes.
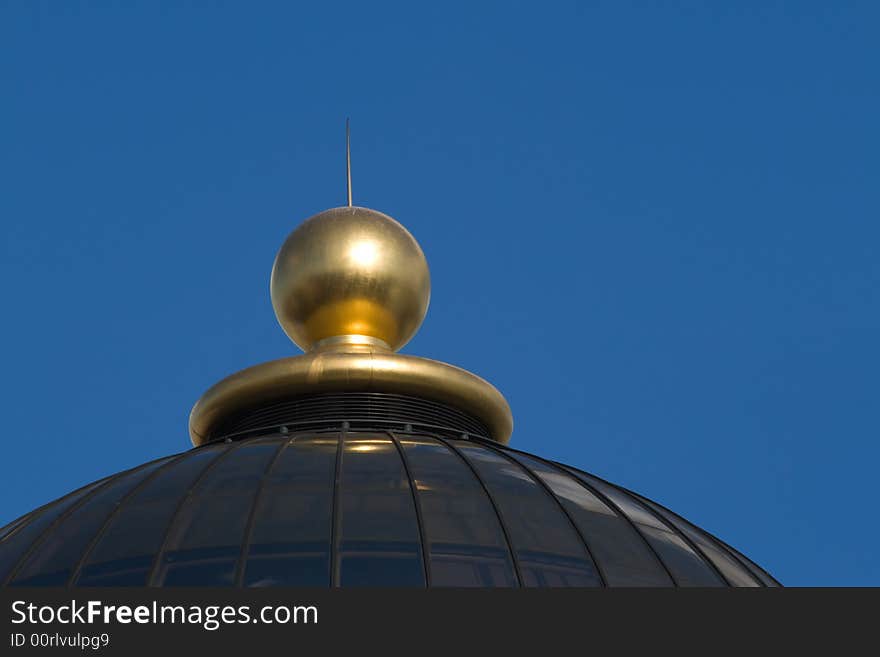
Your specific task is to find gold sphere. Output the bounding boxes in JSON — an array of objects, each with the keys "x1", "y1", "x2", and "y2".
[{"x1": 270, "y1": 206, "x2": 431, "y2": 352}]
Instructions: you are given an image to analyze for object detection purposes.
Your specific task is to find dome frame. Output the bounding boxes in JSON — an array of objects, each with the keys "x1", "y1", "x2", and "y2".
[{"x1": 0, "y1": 418, "x2": 778, "y2": 588}]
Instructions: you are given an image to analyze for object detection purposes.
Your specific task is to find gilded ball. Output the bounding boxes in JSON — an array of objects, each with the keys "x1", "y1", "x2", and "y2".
[{"x1": 270, "y1": 206, "x2": 431, "y2": 352}]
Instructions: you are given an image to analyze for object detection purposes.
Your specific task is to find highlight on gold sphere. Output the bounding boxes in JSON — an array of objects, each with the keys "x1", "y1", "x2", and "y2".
[{"x1": 270, "y1": 206, "x2": 431, "y2": 352}]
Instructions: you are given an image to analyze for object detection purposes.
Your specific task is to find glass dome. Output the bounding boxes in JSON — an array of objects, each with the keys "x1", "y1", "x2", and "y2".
[
  {"x1": 0, "y1": 424, "x2": 778, "y2": 588},
  {"x1": 0, "y1": 137, "x2": 780, "y2": 589}
]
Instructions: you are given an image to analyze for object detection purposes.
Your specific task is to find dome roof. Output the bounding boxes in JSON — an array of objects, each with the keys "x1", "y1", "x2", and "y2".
[
  {"x1": 0, "y1": 420, "x2": 777, "y2": 588},
  {"x1": 0, "y1": 130, "x2": 779, "y2": 589}
]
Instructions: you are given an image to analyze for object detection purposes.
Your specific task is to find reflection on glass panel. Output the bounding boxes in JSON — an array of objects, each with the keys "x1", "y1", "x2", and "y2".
[
  {"x1": 337, "y1": 434, "x2": 424, "y2": 587},
  {"x1": 400, "y1": 436, "x2": 517, "y2": 587},
  {"x1": 153, "y1": 441, "x2": 280, "y2": 587},
  {"x1": 503, "y1": 450, "x2": 671, "y2": 587},
  {"x1": 0, "y1": 480, "x2": 107, "y2": 584},
  {"x1": 715, "y1": 545, "x2": 778, "y2": 587},
  {"x1": 243, "y1": 435, "x2": 337, "y2": 587},
  {"x1": 0, "y1": 515, "x2": 33, "y2": 543},
  {"x1": 75, "y1": 446, "x2": 229, "y2": 586},
  {"x1": 10, "y1": 458, "x2": 174, "y2": 586},
  {"x1": 633, "y1": 494, "x2": 762, "y2": 587},
  {"x1": 565, "y1": 469, "x2": 724, "y2": 586},
  {"x1": 455, "y1": 443, "x2": 601, "y2": 587}
]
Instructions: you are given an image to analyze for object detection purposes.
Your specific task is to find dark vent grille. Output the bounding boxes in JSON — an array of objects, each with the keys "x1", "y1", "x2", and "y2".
[{"x1": 210, "y1": 392, "x2": 490, "y2": 441}]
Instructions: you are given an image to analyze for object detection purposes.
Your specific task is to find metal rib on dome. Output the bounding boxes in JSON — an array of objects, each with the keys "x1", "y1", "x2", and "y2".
[{"x1": 0, "y1": 430, "x2": 779, "y2": 588}]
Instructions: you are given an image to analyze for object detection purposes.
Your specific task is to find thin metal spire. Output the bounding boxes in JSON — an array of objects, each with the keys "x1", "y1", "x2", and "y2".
[{"x1": 346, "y1": 118, "x2": 352, "y2": 207}]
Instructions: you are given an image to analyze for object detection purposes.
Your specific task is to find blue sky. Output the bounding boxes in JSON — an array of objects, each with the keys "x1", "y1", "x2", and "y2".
[{"x1": 1, "y1": 2, "x2": 877, "y2": 586}]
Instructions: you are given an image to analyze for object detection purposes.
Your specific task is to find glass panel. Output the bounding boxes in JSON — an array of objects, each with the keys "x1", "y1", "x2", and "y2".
[
  {"x1": 503, "y1": 451, "x2": 672, "y2": 586},
  {"x1": 455, "y1": 443, "x2": 601, "y2": 587},
  {"x1": 337, "y1": 434, "x2": 424, "y2": 587},
  {"x1": 0, "y1": 479, "x2": 107, "y2": 583},
  {"x1": 153, "y1": 440, "x2": 280, "y2": 587},
  {"x1": 243, "y1": 435, "x2": 337, "y2": 587},
  {"x1": 400, "y1": 436, "x2": 517, "y2": 587},
  {"x1": 723, "y1": 550, "x2": 778, "y2": 587},
  {"x1": 565, "y1": 468, "x2": 724, "y2": 586},
  {"x1": 716, "y1": 546, "x2": 779, "y2": 587},
  {"x1": 633, "y1": 494, "x2": 762, "y2": 587},
  {"x1": 10, "y1": 458, "x2": 174, "y2": 586},
  {"x1": 75, "y1": 445, "x2": 229, "y2": 586},
  {"x1": 0, "y1": 514, "x2": 33, "y2": 543}
]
